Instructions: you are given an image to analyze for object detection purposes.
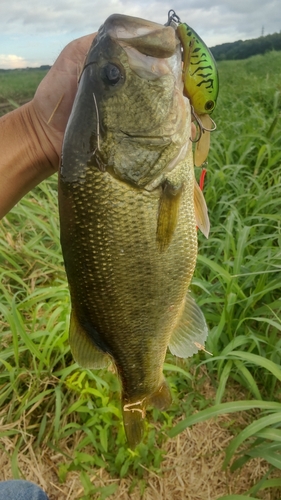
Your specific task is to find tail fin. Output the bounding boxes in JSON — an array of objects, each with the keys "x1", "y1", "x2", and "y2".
[
  {"x1": 122, "y1": 379, "x2": 172, "y2": 448},
  {"x1": 122, "y1": 400, "x2": 145, "y2": 449}
]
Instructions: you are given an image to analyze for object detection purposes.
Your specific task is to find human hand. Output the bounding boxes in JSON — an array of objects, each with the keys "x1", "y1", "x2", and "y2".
[
  {"x1": 0, "y1": 32, "x2": 195, "y2": 220},
  {"x1": 191, "y1": 122, "x2": 196, "y2": 141},
  {"x1": 28, "y1": 33, "x2": 96, "y2": 171},
  {"x1": 29, "y1": 32, "x2": 196, "y2": 172},
  {"x1": 0, "y1": 34, "x2": 96, "y2": 219}
]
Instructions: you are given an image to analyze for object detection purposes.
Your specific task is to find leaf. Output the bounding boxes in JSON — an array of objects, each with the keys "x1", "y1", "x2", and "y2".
[
  {"x1": 245, "y1": 447, "x2": 281, "y2": 470},
  {"x1": 223, "y1": 413, "x2": 281, "y2": 468},
  {"x1": 163, "y1": 362, "x2": 193, "y2": 380},
  {"x1": 230, "y1": 351, "x2": 281, "y2": 381},
  {"x1": 169, "y1": 400, "x2": 281, "y2": 438}
]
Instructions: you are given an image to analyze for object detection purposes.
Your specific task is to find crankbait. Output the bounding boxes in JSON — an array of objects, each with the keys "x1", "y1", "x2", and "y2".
[
  {"x1": 166, "y1": 10, "x2": 219, "y2": 166},
  {"x1": 166, "y1": 10, "x2": 219, "y2": 116},
  {"x1": 177, "y1": 23, "x2": 219, "y2": 115}
]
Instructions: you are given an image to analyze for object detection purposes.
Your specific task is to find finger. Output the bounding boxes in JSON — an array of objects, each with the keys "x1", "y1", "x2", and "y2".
[
  {"x1": 191, "y1": 122, "x2": 196, "y2": 141},
  {"x1": 52, "y1": 33, "x2": 97, "y2": 76}
]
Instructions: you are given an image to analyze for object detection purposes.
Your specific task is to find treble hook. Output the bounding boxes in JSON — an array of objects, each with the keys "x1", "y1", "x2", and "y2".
[{"x1": 190, "y1": 106, "x2": 217, "y2": 143}]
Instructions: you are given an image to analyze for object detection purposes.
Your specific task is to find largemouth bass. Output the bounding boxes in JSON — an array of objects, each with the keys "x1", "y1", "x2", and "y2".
[{"x1": 59, "y1": 13, "x2": 209, "y2": 448}]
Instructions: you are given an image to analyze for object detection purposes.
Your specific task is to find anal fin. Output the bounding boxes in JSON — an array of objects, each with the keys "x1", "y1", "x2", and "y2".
[
  {"x1": 169, "y1": 293, "x2": 209, "y2": 358},
  {"x1": 69, "y1": 309, "x2": 111, "y2": 369},
  {"x1": 147, "y1": 378, "x2": 172, "y2": 410}
]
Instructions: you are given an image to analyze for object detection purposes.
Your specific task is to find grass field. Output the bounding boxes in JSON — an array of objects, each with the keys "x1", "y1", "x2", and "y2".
[
  {"x1": 0, "y1": 50, "x2": 281, "y2": 499},
  {"x1": 0, "y1": 68, "x2": 48, "y2": 115}
]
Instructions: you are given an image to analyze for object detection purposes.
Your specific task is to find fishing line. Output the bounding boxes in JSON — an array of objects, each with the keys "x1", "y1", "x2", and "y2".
[{"x1": 92, "y1": 92, "x2": 100, "y2": 152}]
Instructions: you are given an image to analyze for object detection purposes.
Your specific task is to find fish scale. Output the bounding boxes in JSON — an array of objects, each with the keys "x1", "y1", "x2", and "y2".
[
  {"x1": 59, "y1": 13, "x2": 208, "y2": 448},
  {"x1": 61, "y1": 152, "x2": 197, "y2": 382}
]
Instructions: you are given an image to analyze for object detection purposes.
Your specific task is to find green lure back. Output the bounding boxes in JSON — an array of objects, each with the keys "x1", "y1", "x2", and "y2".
[{"x1": 177, "y1": 23, "x2": 219, "y2": 115}]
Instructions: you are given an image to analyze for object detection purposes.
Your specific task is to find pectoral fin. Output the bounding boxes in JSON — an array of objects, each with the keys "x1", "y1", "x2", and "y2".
[
  {"x1": 69, "y1": 309, "x2": 111, "y2": 369},
  {"x1": 169, "y1": 293, "x2": 209, "y2": 358},
  {"x1": 156, "y1": 181, "x2": 183, "y2": 252},
  {"x1": 194, "y1": 179, "x2": 210, "y2": 238}
]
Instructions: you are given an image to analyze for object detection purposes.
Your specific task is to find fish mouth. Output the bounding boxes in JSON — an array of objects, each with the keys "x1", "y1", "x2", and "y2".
[
  {"x1": 85, "y1": 14, "x2": 190, "y2": 191},
  {"x1": 101, "y1": 13, "x2": 180, "y2": 81},
  {"x1": 102, "y1": 14, "x2": 177, "y2": 58}
]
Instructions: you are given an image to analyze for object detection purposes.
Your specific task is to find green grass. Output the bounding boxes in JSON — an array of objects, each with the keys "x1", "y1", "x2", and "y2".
[
  {"x1": 0, "y1": 69, "x2": 48, "y2": 112},
  {"x1": 1, "y1": 50, "x2": 281, "y2": 499},
  {"x1": 189, "y1": 50, "x2": 281, "y2": 499}
]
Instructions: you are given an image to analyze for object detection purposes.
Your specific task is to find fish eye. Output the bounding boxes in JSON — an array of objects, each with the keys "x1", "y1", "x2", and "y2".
[{"x1": 102, "y1": 63, "x2": 123, "y2": 85}]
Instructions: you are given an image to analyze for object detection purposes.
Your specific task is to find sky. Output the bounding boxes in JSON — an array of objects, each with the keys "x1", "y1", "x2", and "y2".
[{"x1": 0, "y1": 0, "x2": 280, "y2": 69}]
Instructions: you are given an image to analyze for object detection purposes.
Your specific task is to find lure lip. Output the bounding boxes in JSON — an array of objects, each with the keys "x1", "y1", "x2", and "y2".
[{"x1": 190, "y1": 106, "x2": 217, "y2": 144}]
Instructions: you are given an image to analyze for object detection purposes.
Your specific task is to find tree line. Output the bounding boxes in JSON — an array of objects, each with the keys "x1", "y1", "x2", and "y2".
[{"x1": 210, "y1": 32, "x2": 281, "y2": 60}]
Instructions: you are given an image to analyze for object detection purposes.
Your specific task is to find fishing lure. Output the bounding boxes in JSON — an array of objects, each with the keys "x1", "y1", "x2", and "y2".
[
  {"x1": 166, "y1": 10, "x2": 219, "y2": 115},
  {"x1": 166, "y1": 10, "x2": 219, "y2": 166},
  {"x1": 177, "y1": 22, "x2": 219, "y2": 115}
]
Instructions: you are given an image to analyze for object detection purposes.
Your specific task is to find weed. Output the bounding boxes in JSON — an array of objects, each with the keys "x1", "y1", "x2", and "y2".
[{"x1": 1, "y1": 51, "x2": 281, "y2": 498}]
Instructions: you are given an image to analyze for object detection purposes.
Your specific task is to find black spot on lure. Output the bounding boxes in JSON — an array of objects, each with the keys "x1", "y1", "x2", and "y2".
[
  {"x1": 177, "y1": 23, "x2": 219, "y2": 115},
  {"x1": 166, "y1": 10, "x2": 219, "y2": 115}
]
